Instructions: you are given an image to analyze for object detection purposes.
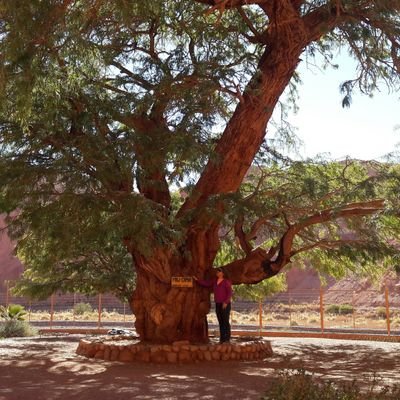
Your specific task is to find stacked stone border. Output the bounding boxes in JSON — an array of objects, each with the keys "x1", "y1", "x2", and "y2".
[{"x1": 76, "y1": 336, "x2": 273, "y2": 363}]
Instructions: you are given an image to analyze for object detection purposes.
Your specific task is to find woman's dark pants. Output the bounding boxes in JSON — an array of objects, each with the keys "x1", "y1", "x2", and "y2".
[{"x1": 215, "y1": 302, "x2": 231, "y2": 343}]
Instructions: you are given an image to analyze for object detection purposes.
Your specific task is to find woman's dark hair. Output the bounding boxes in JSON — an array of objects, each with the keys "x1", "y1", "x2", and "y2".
[{"x1": 216, "y1": 267, "x2": 229, "y2": 278}]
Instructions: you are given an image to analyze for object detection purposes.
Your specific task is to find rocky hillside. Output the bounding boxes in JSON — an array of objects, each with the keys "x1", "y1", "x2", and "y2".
[
  {"x1": 0, "y1": 215, "x2": 23, "y2": 291},
  {"x1": 282, "y1": 266, "x2": 400, "y2": 307}
]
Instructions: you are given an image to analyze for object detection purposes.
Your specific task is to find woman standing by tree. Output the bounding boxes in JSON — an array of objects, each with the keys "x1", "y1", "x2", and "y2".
[{"x1": 194, "y1": 268, "x2": 232, "y2": 343}]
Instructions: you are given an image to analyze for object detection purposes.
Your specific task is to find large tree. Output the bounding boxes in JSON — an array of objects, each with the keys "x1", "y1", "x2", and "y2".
[{"x1": 0, "y1": 0, "x2": 400, "y2": 343}]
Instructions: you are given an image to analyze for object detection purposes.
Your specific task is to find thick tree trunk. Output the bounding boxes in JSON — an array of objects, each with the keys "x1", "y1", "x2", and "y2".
[
  {"x1": 130, "y1": 254, "x2": 213, "y2": 344},
  {"x1": 131, "y1": 270, "x2": 211, "y2": 343}
]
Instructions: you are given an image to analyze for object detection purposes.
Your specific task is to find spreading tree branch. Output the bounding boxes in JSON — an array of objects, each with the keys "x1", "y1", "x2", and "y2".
[
  {"x1": 234, "y1": 216, "x2": 253, "y2": 254},
  {"x1": 271, "y1": 199, "x2": 385, "y2": 270},
  {"x1": 290, "y1": 238, "x2": 366, "y2": 257},
  {"x1": 179, "y1": 1, "x2": 346, "y2": 223},
  {"x1": 220, "y1": 199, "x2": 385, "y2": 284}
]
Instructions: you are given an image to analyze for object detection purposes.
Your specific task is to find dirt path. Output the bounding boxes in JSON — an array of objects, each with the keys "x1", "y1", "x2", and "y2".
[{"x1": 1, "y1": 335, "x2": 399, "y2": 400}]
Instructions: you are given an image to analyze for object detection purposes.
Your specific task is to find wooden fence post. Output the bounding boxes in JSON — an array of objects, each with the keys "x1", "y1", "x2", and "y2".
[
  {"x1": 352, "y1": 291, "x2": 356, "y2": 329},
  {"x1": 385, "y1": 285, "x2": 391, "y2": 336},
  {"x1": 320, "y1": 287, "x2": 324, "y2": 333},
  {"x1": 259, "y1": 300, "x2": 263, "y2": 336},
  {"x1": 98, "y1": 294, "x2": 102, "y2": 328}
]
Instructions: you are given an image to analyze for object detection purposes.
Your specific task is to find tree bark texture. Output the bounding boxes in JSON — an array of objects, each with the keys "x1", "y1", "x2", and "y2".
[
  {"x1": 130, "y1": 245, "x2": 215, "y2": 343},
  {"x1": 131, "y1": 268, "x2": 212, "y2": 343}
]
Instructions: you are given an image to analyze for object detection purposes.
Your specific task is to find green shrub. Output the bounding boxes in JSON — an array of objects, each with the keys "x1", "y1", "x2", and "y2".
[
  {"x1": 0, "y1": 304, "x2": 27, "y2": 321},
  {"x1": 392, "y1": 317, "x2": 400, "y2": 327},
  {"x1": 326, "y1": 304, "x2": 341, "y2": 314},
  {"x1": 0, "y1": 320, "x2": 38, "y2": 338},
  {"x1": 73, "y1": 302, "x2": 93, "y2": 315},
  {"x1": 376, "y1": 307, "x2": 388, "y2": 319},
  {"x1": 261, "y1": 369, "x2": 400, "y2": 400},
  {"x1": 326, "y1": 304, "x2": 353, "y2": 315},
  {"x1": 339, "y1": 304, "x2": 354, "y2": 315}
]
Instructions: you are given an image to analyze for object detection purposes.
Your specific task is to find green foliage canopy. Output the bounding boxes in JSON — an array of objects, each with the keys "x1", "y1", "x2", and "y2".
[
  {"x1": 0, "y1": 1, "x2": 399, "y2": 299},
  {"x1": 216, "y1": 160, "x2": 400, "y2": 281}
]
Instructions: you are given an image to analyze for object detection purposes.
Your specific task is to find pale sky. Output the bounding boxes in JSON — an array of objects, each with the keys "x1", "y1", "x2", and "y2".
[{"x1": 280, "y1": 53, "x2": 400, "y2": 161}]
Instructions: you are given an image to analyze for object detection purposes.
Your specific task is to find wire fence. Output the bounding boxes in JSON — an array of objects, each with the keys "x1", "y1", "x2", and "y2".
[
  {"x1": 1, "y1": 281, "x2": 399, "y2": 336},
  {"x1": 0, "y1": 283, "x2": 135, "y2": 329}
]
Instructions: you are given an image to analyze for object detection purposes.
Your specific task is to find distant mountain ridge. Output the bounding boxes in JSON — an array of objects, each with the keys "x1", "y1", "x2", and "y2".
[{"x1": 283, "y1": 266, "x2": 400, "y2": 307}]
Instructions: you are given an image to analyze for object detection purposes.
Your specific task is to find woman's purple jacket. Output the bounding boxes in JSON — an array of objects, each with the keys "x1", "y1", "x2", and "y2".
[{"x1": 197, "y1": 278, "x2": 232, "y2": 304}]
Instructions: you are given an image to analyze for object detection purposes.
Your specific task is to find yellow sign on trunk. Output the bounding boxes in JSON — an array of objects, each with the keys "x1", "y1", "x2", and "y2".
[{"x1": 171, "y1": 277, "x2": 193, "y2": 288}]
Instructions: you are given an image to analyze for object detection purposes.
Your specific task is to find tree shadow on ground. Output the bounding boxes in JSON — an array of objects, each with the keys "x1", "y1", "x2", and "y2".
[
  {"x1": 257, "y1": 338, "x2": 400, "y2": 387},
  {"x1": 0, "y1": 336, "x2": 399, "y2": 400}
]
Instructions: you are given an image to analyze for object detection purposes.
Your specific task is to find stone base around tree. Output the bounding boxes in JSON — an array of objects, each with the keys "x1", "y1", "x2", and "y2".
[{"x1": 76, "y1": 336, "x2": 273, "y2": 363}]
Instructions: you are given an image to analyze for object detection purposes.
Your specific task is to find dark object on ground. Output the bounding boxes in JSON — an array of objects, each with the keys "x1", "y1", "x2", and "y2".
[{"x1": 107, "y1": 328, "x2": 135, "y2": 336}]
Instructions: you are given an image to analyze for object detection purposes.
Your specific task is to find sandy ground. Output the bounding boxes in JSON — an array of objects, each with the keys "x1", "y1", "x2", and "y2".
[{"x1": 1, "y1": 334, "x2": 400, "y2": 400}]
